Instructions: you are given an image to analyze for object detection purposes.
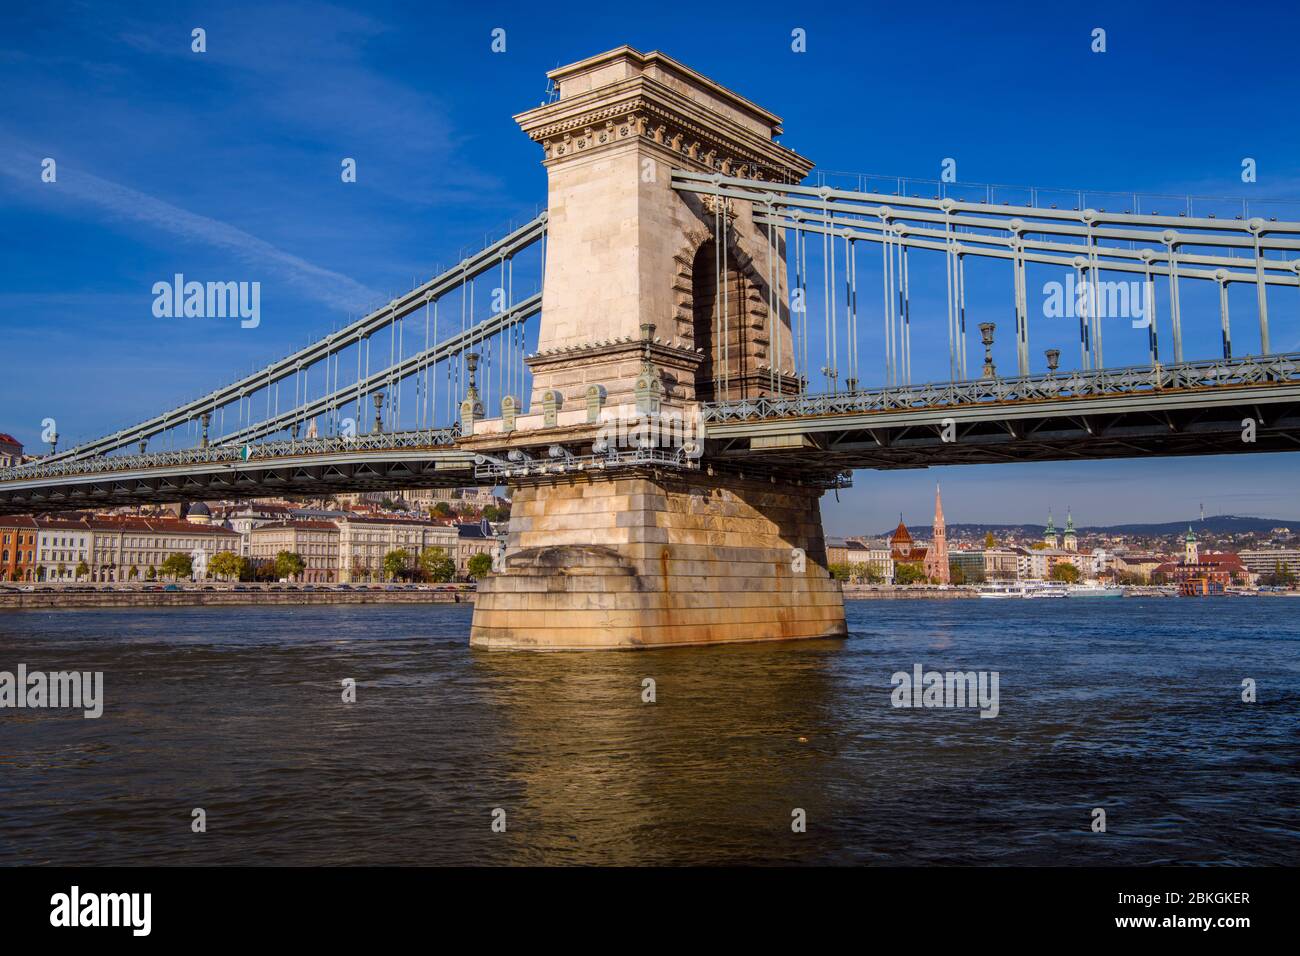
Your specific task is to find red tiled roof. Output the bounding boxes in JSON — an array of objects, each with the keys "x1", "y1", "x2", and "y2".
[
  {"x1": 1154, "y1": 552, "x2": 1247, "y2": 575},
  {"x1": 2, "y1": 515, "x2": 237, "y2": 535},
  {"x1": 250, "y1": 520, "x2": 339, "y2": 532},
  {"x1": 34, "y1": 518, "x2": 90, "y2": 530},
  {"x1": 336, "y1": 515, "x2": 440, "y2": 527},
  {"x1": 227, "y1": 503, "x2": 292, "y2": 514}
]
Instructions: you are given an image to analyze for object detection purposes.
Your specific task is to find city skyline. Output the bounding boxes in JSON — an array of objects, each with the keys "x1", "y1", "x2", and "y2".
[{"x1": 823, "y1": 455, "x2": 1299, "y2": 536}]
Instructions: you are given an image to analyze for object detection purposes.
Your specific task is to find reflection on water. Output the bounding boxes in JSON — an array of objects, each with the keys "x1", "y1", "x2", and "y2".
[{"x1": 0, "y1": 599, "x2": 1297, "y2": 865}]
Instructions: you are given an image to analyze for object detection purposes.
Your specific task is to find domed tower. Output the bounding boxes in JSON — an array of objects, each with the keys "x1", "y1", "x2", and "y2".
[
  {"x1": 185, "y1": 501, "x2": 212, "y2": 525},
  {"x1": 1063, "y1": 510, "x2": 1077, "y2": 552},
  {"x1": 1185, "y1": 526, "x2": 1199, "y2": 564},
  {"x1": 1043, "y1": 511, "x2": 1059, "y2": 548}
]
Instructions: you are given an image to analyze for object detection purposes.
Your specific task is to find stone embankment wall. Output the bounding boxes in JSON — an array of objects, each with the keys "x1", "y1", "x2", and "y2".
[{"x1": 0, "y1": 591, "x2": 474, "y2": 610}]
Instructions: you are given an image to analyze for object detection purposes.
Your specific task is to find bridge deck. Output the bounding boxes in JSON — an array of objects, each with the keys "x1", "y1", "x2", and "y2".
[
  {"x1": 703, "y1": 354, "x2": 1300, "y2": 471},
  {"x1": 0, "y1": 433, "x2": 474, "y2": 515},
  {"x1": 4, "y1": 355, "x2": 1299, "y2": 512}
]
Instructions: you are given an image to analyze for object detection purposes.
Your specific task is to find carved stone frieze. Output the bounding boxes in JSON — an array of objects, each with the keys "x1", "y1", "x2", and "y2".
[{"x1": 517, "y1": 84, "x2": 810, "y2": 183}]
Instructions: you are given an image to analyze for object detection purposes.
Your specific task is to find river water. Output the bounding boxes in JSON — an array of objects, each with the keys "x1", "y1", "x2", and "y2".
[{"x1": 1, "y1": 598, "x2": 1296, "y2": 865}]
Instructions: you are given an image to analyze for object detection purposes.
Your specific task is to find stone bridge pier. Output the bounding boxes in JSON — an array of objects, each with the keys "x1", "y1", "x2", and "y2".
[{"x1": 464, "y1": 47, "x2": 846, "y2": 649}]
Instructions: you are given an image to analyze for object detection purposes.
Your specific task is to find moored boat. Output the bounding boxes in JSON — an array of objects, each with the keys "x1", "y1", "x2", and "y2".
[{"x1": 1065, "y1": 583, "x2": 1124, "y2": 598}]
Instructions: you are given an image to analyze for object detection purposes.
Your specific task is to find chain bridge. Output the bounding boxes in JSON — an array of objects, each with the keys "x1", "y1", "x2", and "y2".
[{"x1": 4, "y1": 47, "x2": 1298, "y2": 648}]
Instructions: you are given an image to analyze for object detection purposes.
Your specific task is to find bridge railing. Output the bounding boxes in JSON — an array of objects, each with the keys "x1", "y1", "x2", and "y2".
[
  {"x1": 700, "y1": 352, "x2": 1300, "y2": 423},
  {"x1": 472, "y1": 445, "x2": 699, "y2": 481},
  {"x1": 0, "y1": 427, "x2": 461, "y2": 484}
]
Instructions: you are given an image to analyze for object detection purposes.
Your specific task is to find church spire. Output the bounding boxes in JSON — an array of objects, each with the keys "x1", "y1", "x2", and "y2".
[
  {"x1": 1062, "y1": 507, "x2": 1078, "y2": 551},
  {"x1": 924, "y1": 482, "x2": 950, "y2": 584}
]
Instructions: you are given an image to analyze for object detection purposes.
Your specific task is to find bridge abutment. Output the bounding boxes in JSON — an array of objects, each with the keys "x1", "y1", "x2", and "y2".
[{"x1": 470, "y1": 470, "x2": 846, "y2": 650}]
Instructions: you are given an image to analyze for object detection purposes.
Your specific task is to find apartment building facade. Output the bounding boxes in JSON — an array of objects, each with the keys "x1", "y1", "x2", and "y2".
[
  {"x1": 249, "y1": 520, "x2": 340, "y2": 583},
  {"x1": 1238, "y1": 549, "x2": 1300, "y2": 577},
  {"x1": 335, "y1": 515, "x2": 458, "y2": 582},
  {"x1": 0, "y1": 433, "x2": 22, "y2": 468},
  {"x1": 85, "y1": 517, "x2": 241, "y2": 581},
  {"x1": 0, "y1": 516, "x2": 39, "y2": 582},
  {"x1": 34, "y1": 519, "x2": 93, "y2": 581}
]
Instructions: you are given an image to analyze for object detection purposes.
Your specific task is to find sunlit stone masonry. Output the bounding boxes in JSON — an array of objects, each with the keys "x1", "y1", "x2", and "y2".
[
  {"x1": 465, "y1": 47, "x2": 846, "y2": 649},
  {"x1": 471, "y1": 472, "x2": 845, "y2": 649}
]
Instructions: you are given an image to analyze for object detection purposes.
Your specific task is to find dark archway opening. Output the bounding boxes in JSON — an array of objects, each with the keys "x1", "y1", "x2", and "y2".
[{"x1": 691, "y1": 240, "x2": 753, "y2": 402}]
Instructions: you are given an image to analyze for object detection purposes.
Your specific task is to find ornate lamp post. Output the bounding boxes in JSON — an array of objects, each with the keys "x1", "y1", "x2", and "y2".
[
  {"x1": 1044, "y1": 348, "x2": 1061, "y2": 378},
  {"x1": 372, "y1": 392, "x2": 385, "y2": 434},
  {"x1": 460, "y1": 354, "x2": 483, "y2": 430},
  {"x1": 465, "y1": 353, "x2": 480, "y2": 398},
  {"x1": 979, "y1": 322, "x2": 997, "y2": 379}
]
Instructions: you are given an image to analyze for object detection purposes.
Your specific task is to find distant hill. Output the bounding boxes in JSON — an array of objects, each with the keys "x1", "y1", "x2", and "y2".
[
  {"x1": 1083, "y1": 515, "x2": 1297, "y2": 535},
  {"x1": 876, "y1": 515, "x2": 1298, "y2": 538}
]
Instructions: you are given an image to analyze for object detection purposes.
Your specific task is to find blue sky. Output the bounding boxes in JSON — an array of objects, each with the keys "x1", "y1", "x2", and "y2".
[{"x1": 2, "y1": 0, "x2": 1298, "y2": 532}]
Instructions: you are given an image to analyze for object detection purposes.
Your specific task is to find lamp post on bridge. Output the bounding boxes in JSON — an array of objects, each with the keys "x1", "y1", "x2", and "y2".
[
  {"x1": 1045, "y1": 349, "x2": 1060, "y2": 378},
  {"x1": 200, "y1": 412, "x2": 211, "y2": 449},
  {"x1": 460, "y1": 354, "x2": 483, "y2": 431},
  {"x1": 465, "y1": 352, "x2": 480, "y2": 402},
  {"x1": 372, "y1": 392, "x2": 385, "y2": 434},
  {"x1": 979, "y1": 323, "x2": 997, "y2": 379}
]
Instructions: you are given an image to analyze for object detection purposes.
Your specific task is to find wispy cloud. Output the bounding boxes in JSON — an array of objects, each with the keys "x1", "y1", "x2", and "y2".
[{"x1": 0, "y1": 141, "x2": 381, "y2": 314}]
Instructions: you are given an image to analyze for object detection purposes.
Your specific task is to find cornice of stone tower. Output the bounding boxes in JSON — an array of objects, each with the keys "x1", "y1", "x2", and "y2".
[{"x1": 514, "y1": 46, "x2": 814, "y2": 183}]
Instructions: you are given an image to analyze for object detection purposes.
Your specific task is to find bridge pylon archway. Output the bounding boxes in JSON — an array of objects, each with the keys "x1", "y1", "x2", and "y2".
[{"x1": 466, "y1": 46, "x2": 846, "y2": 650}]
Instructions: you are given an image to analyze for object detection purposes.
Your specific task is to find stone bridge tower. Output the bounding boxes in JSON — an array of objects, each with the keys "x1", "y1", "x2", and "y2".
[{"x1": 465, "y1": 47, "x2": 846, "y2": 649}]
